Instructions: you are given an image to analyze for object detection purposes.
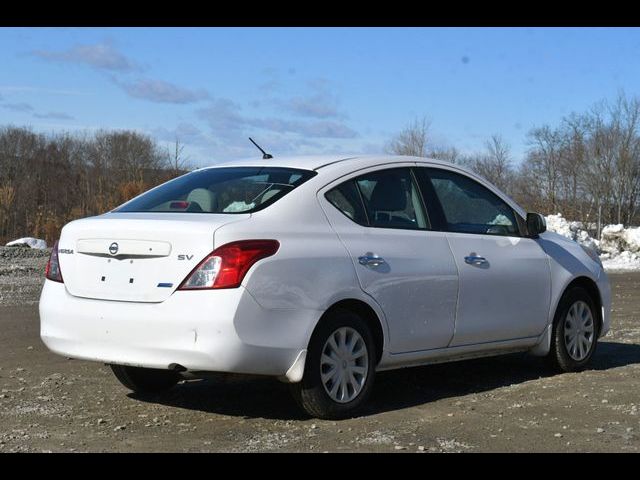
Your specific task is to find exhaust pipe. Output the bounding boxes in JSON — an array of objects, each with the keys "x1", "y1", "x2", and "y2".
[{"x1": 168, "y1": 363, "x2": 187, "y2": 372}]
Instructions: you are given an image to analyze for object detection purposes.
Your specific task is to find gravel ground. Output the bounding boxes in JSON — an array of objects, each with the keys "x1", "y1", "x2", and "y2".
[
  {"x1": 0, "y1": 249, "x2": 639, "y2": 452},
  {"x1": 0, "y1": 247, "x2": 50, "y2": 307}
]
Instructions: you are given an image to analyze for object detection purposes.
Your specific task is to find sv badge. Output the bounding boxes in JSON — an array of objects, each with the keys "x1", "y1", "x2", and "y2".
[{"x1": 178, "y1": 255, "x2": 194, "y2": 261}]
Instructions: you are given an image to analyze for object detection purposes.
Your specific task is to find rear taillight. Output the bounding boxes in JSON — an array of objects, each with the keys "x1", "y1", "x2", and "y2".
[
  {"x1": 178, "y1": 240, "x2": 279, "y2": 290},
  {"x1": 45, "y1": 240, "x2": 64, "y2": 283}
]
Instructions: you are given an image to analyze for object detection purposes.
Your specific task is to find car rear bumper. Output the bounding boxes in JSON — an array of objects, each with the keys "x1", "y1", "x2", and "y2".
[{"x1": 39, "y1": 280, "x2": 317, "y2": 379}]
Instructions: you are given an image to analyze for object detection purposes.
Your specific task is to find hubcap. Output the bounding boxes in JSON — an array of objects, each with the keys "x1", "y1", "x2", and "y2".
[
  {"x1": 564, "y1": 300, "x2": 595, "y2": 361},
  {"x1": 320, "y1": 327, "x2": 369, "y2": 404}
]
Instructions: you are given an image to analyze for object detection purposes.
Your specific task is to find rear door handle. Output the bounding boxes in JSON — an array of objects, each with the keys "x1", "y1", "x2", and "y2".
[
  {"x1": 464, "y1": 255, "x2": 488, "y2": 266},
  {"x1": 358, "y1": 254, "x2": 386, "y2": 267}
]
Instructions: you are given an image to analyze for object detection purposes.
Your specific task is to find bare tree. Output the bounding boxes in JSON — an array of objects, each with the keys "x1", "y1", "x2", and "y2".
[
  {"x1": 609, "y1": 93, "x2": 640, "y2": 225},
  {"x1": 386, "y1": 117, "x2": 431, "y2": 157},
  {"x1": 169, "y1": 138, "x2": 190, "y2": 175},
  {"x1": 525, "y1": 125, "x2": 564, "y2": 212},
  {"x1": 429, "y1": 145, "x2": 463, "y2": 164},
  {"x1": 385, "y1": 92, "x2": 640, "y2": 227},
  {"x1": 466, "y1": 134, "x2": 513, "y2": 192},
  {"x1": 557, "y1": 113, "x2": 589, "y2": 219}
]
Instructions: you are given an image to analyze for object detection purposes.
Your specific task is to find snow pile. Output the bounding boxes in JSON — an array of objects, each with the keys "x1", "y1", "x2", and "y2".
[
  {"x1": 5, "y1": 237, "x2": 48, "y2": 249},
  {"x1": 599, "y1": 224, "x2": 640, "y2": 255},
  {"x1": 544, "y1": 214, "x2": 598, "y2": 251},
  {"x1": 597, "y1": 224, "x2": 640, "y2": 271},
  {"x1": 600, "y1": 250, "x2": 640, "y2": 271},
  {"x1": 544, "y1": 213, "x2": 574, "y2": 239},
  {"x1": 544, "y1": 213, "x2": 640, "y2": 271}
]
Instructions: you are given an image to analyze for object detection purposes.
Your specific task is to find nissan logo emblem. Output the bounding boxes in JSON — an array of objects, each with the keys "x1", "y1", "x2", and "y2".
[{"x1": 109, "y1": 242, "x2": 119, "y2": 255}]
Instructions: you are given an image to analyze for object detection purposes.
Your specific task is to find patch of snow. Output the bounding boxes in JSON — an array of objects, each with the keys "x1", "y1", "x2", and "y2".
[
  {"x1": 575, "y1": 229, "x2": 599, "y2": 251},
  {"x1": 544, "y1": 213, "x2": 640, "y2": 272},
  {"x1": 544, "y1": 214, "x2": 598, "y2": 250},
  {"x1": 5, "y1": 237, "x2": 47, "y2": 249},
  {"x1": 600, "y1": 251, "x2": 640, "y2": 271},
  {"x1": 545, "y1": 213, "x2": 574, "y2": 239},
  {"x1": 600, "y1": 224, "x2": 640, "y2": 255},
  {"x1": 597, "y1": 223, "x2": 640, "y2": 271},
  {"x1": 602, "y1": 223, "x2": 625, "y2": 235}
]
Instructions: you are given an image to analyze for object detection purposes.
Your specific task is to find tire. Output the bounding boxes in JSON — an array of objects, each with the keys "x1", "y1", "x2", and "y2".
[
  {"x1": 290, "y1": 309, "x2": 377, "y2": 419},
  {"x1": 109, "y1": 364, "x2": 180, "y2": 394},
  {"x1": 548, "y1": 287, "x2": 599, "y2": 372}
]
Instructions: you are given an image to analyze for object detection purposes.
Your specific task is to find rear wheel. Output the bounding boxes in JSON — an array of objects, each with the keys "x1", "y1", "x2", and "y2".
[
  {"x1": 109, "y1": 364, "x2": 180, "y2": 394},
  {"x1": 290, "y1": 309, "x2": 376, "y2": 419},
  {"x1": 548, "y1": 287, "x2": 599, "y2": 372}
]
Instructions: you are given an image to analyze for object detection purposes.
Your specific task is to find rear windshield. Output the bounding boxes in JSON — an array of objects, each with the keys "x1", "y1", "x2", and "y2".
[{"x1": 114, "y1": 167, "x2": 316, "y2": 214}]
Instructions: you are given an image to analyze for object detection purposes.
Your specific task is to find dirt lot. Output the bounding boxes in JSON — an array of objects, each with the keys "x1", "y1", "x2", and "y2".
[{"x1": 1, "y1": 248, "x2": 639, "y2": 452}]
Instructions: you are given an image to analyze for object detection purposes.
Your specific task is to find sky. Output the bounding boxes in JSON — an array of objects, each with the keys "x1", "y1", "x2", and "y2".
[{"x1": 1, "y1": 27, "x2": 640, "y2": 167}]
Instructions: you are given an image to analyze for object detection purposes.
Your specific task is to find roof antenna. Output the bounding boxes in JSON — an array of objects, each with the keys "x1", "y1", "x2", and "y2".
[{"x1": 248, "y1": 137, "x2": 273, "y2": 159}]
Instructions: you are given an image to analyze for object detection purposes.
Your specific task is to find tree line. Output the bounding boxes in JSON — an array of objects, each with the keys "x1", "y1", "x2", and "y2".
[
  {"x1": 387, "y1": 92, "x2": 640, "y2": 233},
  {"x1": 0, "y1": 127, "x2": 188, "y2": 245},
  {"x1": 1, "y1": 91, "x2": 639, "y2": 245}
]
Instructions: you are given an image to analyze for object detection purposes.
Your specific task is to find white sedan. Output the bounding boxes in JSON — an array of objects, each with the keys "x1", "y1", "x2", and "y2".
[{"x1": 39, "y1": 155, "x2": 611, "y2": 419}]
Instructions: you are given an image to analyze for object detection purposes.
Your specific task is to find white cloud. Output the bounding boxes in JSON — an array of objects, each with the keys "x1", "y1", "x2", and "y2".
[
  {"x1": 117, "y1": 78, "x2": 209, "y2": 104},
  {"x1": 0, "y1": 85, "x2": 89, "y2": 96},
  {"x1": 271, "y1": 77, "x2": 345, "y2": 119},
  {"x1": 196, "y1": 99, "x2": 245, "y2": 135},
  {"x1": 197, "y1": 98, "x2": 358, "y2": 140},
  {"x1": 33, "y1": 112, "x2": 75, "y2": 120},
  {"x1": 1, "y1": 102, "x2": 34, "y2": 113},
  {"x1": 32, "y1": 42, "x2": 139, "y2": 72},
  {"x1": 250, "y1": 117, "x2": 357, "y2": 138},
  {"x1": 152, "y1": 122, "x2": 212, "y2": 147},
  {"x1": 283, "y1": 93, "x2": 342, "y2": 119}
]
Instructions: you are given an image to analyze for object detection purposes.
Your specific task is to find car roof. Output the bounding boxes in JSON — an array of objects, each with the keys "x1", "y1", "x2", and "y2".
[
  {"x1": 204, "y1": 155, "x2": 356, "y2": 171},
  {"x1": 200, "y1": 154, "x2": 463, "y2": 172},
  {"x1": 197, "y1": 154, "x2": 526, "y2": 218}
]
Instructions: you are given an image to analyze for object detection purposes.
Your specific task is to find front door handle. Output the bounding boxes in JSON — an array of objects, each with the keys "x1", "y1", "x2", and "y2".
[
  {"x1": 358, "y1": 254, "x2": 386, "y2": 267},
  {"x1": 464, "y1": 255, "x2": 488, "y2": 266}
]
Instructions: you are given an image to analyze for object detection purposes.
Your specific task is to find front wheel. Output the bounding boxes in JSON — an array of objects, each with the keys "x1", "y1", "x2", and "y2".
[
  {"x1": 109, "y1": 364, "x2": 180, "y2": 394},
  {"x1": 548, "y1": 287, "x2": 599, "y2": 372},
  {"x1": 290, "y1": 309, "x2": 376, "y2": 419}
]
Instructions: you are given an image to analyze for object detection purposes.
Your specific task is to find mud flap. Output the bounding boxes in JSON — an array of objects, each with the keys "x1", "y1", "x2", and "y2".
[{"x1": 529, "y1": 323, "x2": 552, "y2": 356}]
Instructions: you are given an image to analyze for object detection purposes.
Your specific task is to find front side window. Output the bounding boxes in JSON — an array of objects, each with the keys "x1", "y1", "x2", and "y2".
[
  {"x1": 115, "y1": 167, "x2": 316, "y2": 214},
  {"x1": 426, "y1": 168, "x2": 519, "y2": 236}
]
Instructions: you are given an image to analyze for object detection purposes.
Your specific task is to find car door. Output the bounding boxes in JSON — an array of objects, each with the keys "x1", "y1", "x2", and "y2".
[
  {"x1": 416, "y1": 166, "x2": 551, "y2": 346},
  {"x1": 318, "y1": 165, "x2": 459, "y2": 353}
]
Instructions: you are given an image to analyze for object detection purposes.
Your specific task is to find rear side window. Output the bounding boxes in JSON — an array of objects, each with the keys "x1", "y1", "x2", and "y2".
[
  {"x1": 355, "y1": 169, "x2": 428, "y2": 230},
  {"x1": 426, "y1": 168, "x2": 519, "y2": 236},
  {"x1": 325, "y1": 180, "x2": 368, "y2": 225},
  {"x1": 115, "y1": 167, "x2": 316, "y2": 214},
  {"x1": 325, "y1": 167, "x2": 429, "y2": 230}
]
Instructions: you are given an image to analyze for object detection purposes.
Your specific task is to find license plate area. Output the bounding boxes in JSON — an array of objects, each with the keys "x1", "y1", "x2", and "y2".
[{"x1": 73, "y1": 255, "x2": 171, "y2": 302}]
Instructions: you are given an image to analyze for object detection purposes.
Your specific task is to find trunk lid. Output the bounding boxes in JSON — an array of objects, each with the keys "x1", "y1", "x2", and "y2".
[{"x1": 57, "y1": 212, "x2": 250, "y2": 302}]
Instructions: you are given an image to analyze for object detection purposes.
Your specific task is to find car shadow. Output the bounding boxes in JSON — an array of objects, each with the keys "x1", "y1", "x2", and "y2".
[{"x1": 128, "y1": 340, "x2": 640, "y2": 420}]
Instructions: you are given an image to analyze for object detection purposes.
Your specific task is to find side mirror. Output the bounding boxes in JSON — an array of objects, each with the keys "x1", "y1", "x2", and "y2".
[{"x1": 526, "y1": 212, "x2": 546, "y2": 237}]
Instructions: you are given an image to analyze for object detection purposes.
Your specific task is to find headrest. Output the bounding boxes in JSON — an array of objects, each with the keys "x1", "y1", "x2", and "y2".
[
  {"x1": 369, "y1": 175, "x2": 407, "y2": 211},
  {"x1": 186, "y1": 188, "x2": 217, "y2": 212}
]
